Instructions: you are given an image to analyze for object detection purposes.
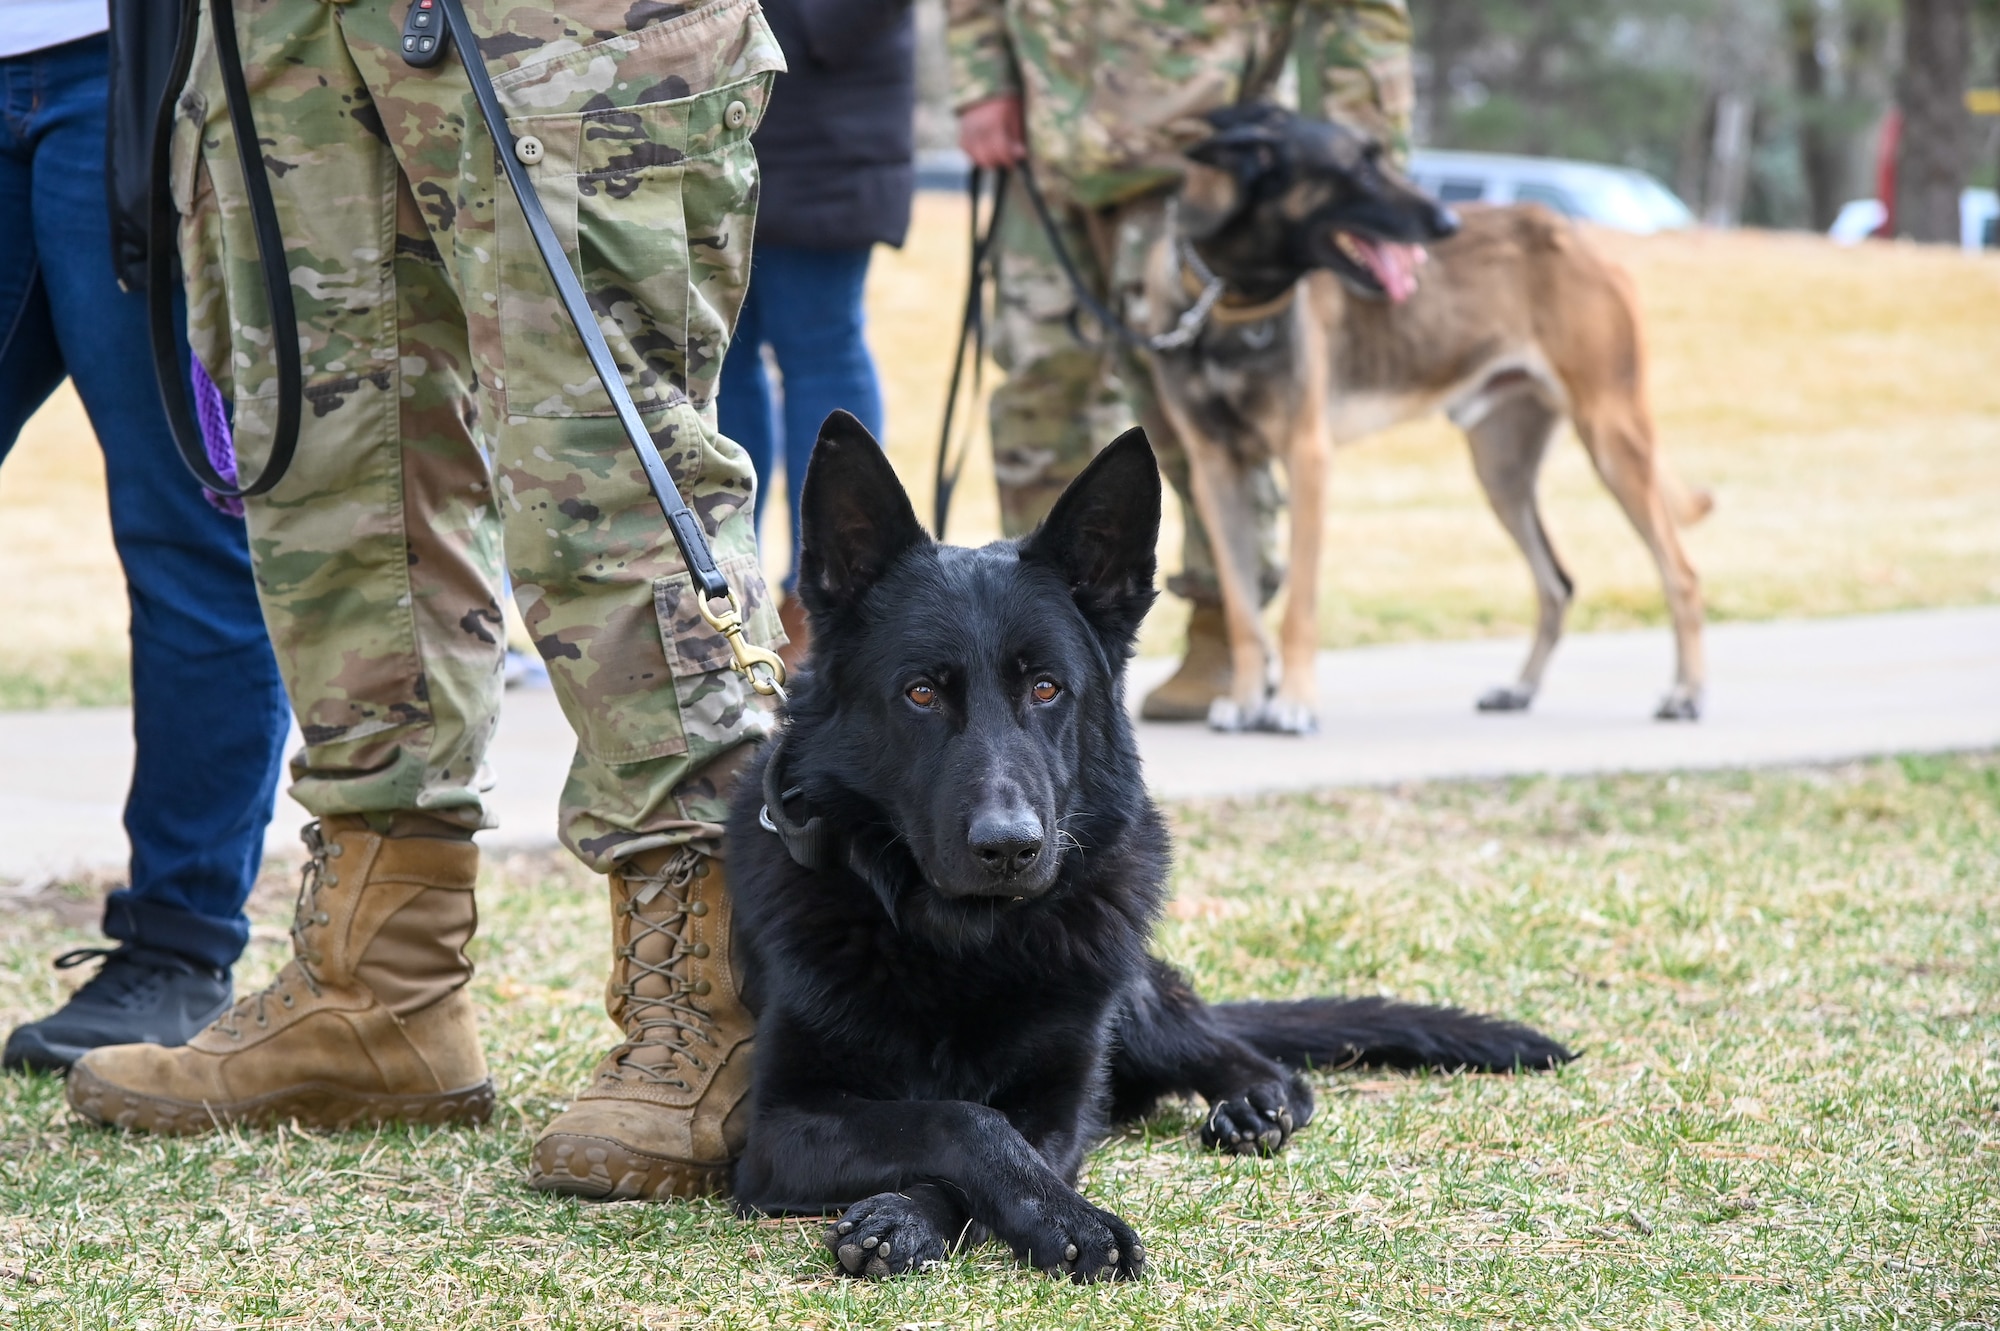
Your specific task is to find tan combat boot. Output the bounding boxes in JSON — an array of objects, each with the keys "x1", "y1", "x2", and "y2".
[
  {"x1": 528, "y1": 845, "x2": 754, "y2": 1200},
  {"x1": 1140, "y1": 602, "x2": 1235, "y2": 721},
  {"x1": 67, "y1": 814, "x2": 492, "y2": 1134}
]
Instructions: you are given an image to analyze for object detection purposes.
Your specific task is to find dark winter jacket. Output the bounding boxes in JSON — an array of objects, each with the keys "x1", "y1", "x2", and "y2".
[
  {"x1": 105, "y1": 0, "x2": 186, "y2": 291},
  {"x1": 753, "y1": 0, "x2": 916, "y2": 251}
]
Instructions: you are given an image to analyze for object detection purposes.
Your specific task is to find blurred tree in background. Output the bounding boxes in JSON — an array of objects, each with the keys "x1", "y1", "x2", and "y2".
[{"x1": 1406, "y1": 0, "x2": 1998, "y2": 231}]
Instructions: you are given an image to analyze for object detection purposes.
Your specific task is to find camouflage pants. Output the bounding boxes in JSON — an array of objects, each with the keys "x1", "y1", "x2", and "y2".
[
  {"x1": 172, "y1": 0, "x2": 783, "y2": 870},
  {"x1": 987, "y1": 186, "x2": 1285, "y2": 607}
]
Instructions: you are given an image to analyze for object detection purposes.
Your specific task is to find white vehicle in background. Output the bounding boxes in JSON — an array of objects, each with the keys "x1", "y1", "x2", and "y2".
[
  {"x1": 918, "y1": 146, "x2": 1699, "y2": 236},
  {"x1": 1829, "y1": 191, "x2": 1999, "y2": 251},
  {"x1": 1406, "y1": 150, "x2": 1696, "y2": 235}
]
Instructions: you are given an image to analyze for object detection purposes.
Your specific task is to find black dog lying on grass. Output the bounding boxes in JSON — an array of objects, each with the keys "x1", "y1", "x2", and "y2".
[{"x1": 726, "y1": 412, "x2": 1572, "y2": 1281}]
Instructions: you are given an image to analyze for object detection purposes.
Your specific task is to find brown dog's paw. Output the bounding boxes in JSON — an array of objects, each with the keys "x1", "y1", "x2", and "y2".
[
  {"x1": 1654, "y1": 688, "x2": 1701, "y2": 722},
  {"x1": 1207, "y1": 696, "x2": 1254, "y2": 732},
  {"x1": 1255, "y1": 698, "x2": 1318, "y2": 735},
  {"x1": 1477, "y1": 683, "x2": 1536, "y2": 712},
  {"x1": 1207, "y1": 694, "x2": 1319, "y2": 735}
]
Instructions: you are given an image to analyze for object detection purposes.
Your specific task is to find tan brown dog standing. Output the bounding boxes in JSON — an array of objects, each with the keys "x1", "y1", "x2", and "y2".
[{"x1": 1142, "y1": 105, "x2": 1710, "y2": 733}]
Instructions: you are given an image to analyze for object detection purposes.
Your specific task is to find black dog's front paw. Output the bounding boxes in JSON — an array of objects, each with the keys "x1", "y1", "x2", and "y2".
[
  {"x1": 1201, "y1": 1075, "x2": 1313, "y2": 1156},
  {"x1": 1011, "y1": 1200, "x2": 1146, "y2": 1283},
  {"x1": 825, "y1": 1192, "x2": 951, "y2": 1279}
]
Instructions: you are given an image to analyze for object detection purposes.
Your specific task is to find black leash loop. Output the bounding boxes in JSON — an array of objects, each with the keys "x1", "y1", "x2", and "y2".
[
  {"x1": 148, "y1": 0, "x2": 303, "y2": 498},
  {"x1": 931, "y1": 165, "x2": 1006, "y2": 538},
  {"x1": 1012, "y1": 161, "x2": 1223, "y2": 356},
  {"x1": 435, "y1": 0, "x2": 784, "y2": 697}
]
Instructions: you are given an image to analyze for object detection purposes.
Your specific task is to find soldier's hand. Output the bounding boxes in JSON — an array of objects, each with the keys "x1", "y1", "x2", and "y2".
[{"x1": 958, "y1": 93, "x2": 1026, "y2": 170}]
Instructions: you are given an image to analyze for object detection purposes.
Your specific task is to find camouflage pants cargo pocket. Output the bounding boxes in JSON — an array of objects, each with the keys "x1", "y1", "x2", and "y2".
[
  {"x1": 492, "y1": 0, "x2": 780, "y2": 419},
  {"x1": 652, "y1": 552, "x2": 781, "y2": 758}
]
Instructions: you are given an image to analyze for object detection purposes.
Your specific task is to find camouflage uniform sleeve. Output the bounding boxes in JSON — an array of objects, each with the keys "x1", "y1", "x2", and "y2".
[
  {"x1": 1312, "y1": 0, "x2": 1415, "y2": 161},
  {"x1": 946, "y1": 0, "x2": 1021, "y2": 110}
]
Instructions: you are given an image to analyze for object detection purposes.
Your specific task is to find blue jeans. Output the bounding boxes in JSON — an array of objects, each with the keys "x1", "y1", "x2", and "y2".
[
  {"x1": 0, "y1": 35, "x2": 289, "y2": 971},
  {"x1": 717, "y1": 243, "x2": 883, "y2": 592}
]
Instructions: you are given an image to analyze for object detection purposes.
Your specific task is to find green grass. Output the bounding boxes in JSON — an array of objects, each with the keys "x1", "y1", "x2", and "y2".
[{"x1": 2, "y1": 754, "x2": 1997, "y2": 1328}]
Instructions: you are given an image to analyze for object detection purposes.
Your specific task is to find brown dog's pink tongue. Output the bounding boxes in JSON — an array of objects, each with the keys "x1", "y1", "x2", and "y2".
[{"x1": 1354, "y1": 238, "x2": 1425, "y2": 303}]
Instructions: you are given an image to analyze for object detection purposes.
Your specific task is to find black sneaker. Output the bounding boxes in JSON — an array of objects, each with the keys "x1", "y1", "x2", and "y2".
[{"x1": 3, "y1": 945, "x2": 232, "y2": 1073}]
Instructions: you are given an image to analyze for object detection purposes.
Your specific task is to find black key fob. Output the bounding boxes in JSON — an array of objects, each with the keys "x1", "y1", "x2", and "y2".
[{"x1": 400, "y1": 0, "x2": 450, "y2": 67}]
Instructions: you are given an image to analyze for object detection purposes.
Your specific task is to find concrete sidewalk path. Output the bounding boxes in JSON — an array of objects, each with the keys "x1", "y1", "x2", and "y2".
[
  {"x1": 1128, "y1": 603, "x2": 1999, "y2": 799},
  {"x1": 2, "y1": 605, "x2": 1995, "y2": 881}
]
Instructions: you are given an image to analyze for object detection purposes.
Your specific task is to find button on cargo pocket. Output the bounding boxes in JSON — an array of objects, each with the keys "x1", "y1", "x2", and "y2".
[
  {"x1": 654, "y1": 553, "x2": 782, "y2": 755},
  {"x1": 492, "y1": 0, "x2": 781, "y2": 420}
]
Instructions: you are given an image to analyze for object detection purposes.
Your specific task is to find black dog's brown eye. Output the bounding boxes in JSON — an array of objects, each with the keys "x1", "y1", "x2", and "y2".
[
  {"x1": 907, "y1": 684, "x2": 937, "y2": 708},
  {"x1": 1032, "y1": 679, "x2": 1060, "y2": 703}
]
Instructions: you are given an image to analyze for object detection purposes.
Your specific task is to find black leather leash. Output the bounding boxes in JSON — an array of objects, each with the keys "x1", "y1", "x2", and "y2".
[
  {"x1": 1012, "y1": 159, "x2": 1222, "y2": 356},
  {"x1": 149, "y1": 0, "x2": 301, "y2": 497},
  {"x1": 931, "y1": 165, "x2": 1006, "y2": 538}
]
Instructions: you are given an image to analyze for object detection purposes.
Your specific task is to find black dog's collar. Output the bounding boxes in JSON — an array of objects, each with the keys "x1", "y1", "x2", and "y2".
[{"x1": 759, "y1": 732, "x2": 834, "y2": 872}]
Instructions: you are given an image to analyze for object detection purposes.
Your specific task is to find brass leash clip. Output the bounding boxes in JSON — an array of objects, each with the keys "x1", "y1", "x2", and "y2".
[{"x1": 699, "y1": 591, "x2": 788, "y2": 701}]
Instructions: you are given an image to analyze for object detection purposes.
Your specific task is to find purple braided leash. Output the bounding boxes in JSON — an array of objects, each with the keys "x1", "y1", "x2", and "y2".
[{"x1": 189, "y1": 359, "x2": 245, "y2": 517}]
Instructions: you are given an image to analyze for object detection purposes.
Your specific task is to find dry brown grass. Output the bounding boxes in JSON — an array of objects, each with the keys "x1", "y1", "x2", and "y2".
[{"x1": 5, "y1": 204, "x2": 1996, "y2": 703}]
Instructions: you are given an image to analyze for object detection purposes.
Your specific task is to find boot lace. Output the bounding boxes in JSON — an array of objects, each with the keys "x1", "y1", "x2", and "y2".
[
  {"x1": 51, "y1": 946, "x2": 190, "y2": 1011},
  {"x1": 212, "y1": 821, "x2": 342, "y2": 1038},
  {"x1": 603, "y1": 848, "x2": 719, "y2": 1091}
]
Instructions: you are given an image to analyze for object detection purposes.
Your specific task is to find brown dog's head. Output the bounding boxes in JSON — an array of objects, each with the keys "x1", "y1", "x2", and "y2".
[{"x1": 1180, "y1": 103, "x2": 1458, "y2": 304}]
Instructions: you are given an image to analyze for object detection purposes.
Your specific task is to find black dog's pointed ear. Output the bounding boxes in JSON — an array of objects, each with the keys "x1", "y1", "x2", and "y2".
[
  {"x1": 798, "y1": 410, "x2": 928, "y2": 614},
  {"x1": 1020, "y1": 427, "x2": 1161, "y2": 644}
]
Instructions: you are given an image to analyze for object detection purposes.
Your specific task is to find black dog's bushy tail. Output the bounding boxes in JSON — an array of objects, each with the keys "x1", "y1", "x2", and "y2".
[{"x1": 1212, "y1": 996, "x2": 1574, "y2": 1073}]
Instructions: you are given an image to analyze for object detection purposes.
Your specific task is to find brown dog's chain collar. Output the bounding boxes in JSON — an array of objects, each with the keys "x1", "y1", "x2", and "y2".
[
  {"x1": 1155, "y1": 211, "x2": 1228, "y2": 349},
  {"x1": 1176, "y1": 235, "x2": 1297, "y2": 328}
]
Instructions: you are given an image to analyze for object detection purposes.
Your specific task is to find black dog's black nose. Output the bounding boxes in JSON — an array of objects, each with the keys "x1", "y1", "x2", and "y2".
[
  {"x1": 1431, "y1": 203, "x2": 1462, "y2": 239},
  {"x1": 969, "y1": 812, "x2": 1043, "y2": 875}
]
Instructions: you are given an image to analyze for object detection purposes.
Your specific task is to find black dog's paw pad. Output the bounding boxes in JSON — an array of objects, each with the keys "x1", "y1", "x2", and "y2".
[
  {"x1": 823, "y1": 1193, "x2": 950, "y2": 1279},
  {"x1": 1201, "y1": 1080, "x2": 1299, "y2": 1157},
  {"x1": 1018, "y1": 1204, "x2": 1146, "y2": 1283}
]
